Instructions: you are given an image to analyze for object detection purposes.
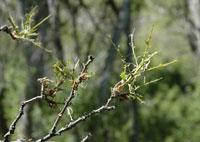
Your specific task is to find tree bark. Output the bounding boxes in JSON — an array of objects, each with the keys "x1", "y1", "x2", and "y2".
[
  {"x1": 123, "y1": 1, "x2": 140, "y2": 141},
  {"x1": 99, "y1": 0, "x2": 132, "y2": 101},
  {"x1": 185, "y1": 0, "x2": 200, "y2": 57},
  {"x1": 62, "y1": 1, "x2": 82, "y2": 58},
  {"x1": 47, "y1": 0, "x2": 65, "y2": 62},
  {"x1": 97, "y1": 0, "x2": 134, "y2": 141},
  {"x1": 0, "y1": 64, "x2": 8, "y2": 138}
]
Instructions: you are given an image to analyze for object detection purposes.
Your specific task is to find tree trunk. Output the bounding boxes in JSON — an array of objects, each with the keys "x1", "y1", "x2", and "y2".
[
  {"x1": 47, "y1": 0, "x2": 65, "y2": 62},
  {"x1": 0, "y1": 64, "x2": 8, "y2": 138},
  {"x1": 130, "y1": 100, "x2": 139, "y2": 142},
  {"x1": 185, "y1": 0, "x2": 200, "y2": 57},
  {"x1": 99, "y1": 0, "x2": 132, "y2": 101},
  {"x1": 97, "y1": 0, "x2": 133, "y2": 141},
  {"x1": 63, "y1": 1, "x2": 81, "y2": 58},
  {"x1": 123, "y1": 1, "x2": 140, "y2": 141}
]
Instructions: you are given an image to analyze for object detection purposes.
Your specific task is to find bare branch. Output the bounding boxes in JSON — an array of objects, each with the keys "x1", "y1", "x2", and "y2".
[
  {"x1": 3, "y1": 78, "x2": 47, "y2": 142},
  {"x1": 3, "y1": 95, "x2": 44, "y2": 142},
  {"x1": 0, "y1": 25, "x2": 17, "y2": 39},
  {"x1": 36, "y1": 94, "x2": 115, "y2": 142},
  {"x1": 41, "y1": 55, "x2": 95, "y2": 138}
]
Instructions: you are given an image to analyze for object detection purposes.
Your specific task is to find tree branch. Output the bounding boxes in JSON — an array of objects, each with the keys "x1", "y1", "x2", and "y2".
[
  {"x1": 36, "y1": 93, "x2": 115, "y2": 142},
  {"x1": 3, "y1": 95, "x2": 44, "y2": 142},
  {"x1": 37, "y1": 56, "x2": 95, "y2": 140},
  {"x1": 3, "y1": 77, "x2": 48, "y2": 142},
  {"x1": 0, "y1": 25, "x2": 17, "y2": 40}
]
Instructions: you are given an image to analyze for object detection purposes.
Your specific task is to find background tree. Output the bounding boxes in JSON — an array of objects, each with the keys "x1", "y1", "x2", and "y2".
[
  {"x1": 185, "y1": 0, "x2": 200, "y2": 57},
  {"x1": 0, "y1": 0, "x2": 200, "y2": 142}
]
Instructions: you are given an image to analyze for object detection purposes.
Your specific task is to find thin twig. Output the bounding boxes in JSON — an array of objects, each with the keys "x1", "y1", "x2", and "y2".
[
  {"x1": 0, "y1": 25, "x2": 17, "y2": 39},
  {"x1": 49, "y1": 87, "x2": 76, "y2": 133},
  {"x1": 56, "y1": 105, "x2": 115, "y2": 134},
  {"x1": 36, "y1": 94, "x2": 115, "y2": 142},
  {"x1": 3, "y1": 78, "x2": 46, "y2": 142},
  {"x1": 3, "y1": 55, "x2": 117, "y2": 142},
  {"x1": 80, "y1": 133, "x2": 92, "y2": 142},
  {"x1": 44, "y1": 56, "x2": 94, "y2": 137},
  {"x1": 3, "y1": 95, "x2": 44, "y2": 142}
]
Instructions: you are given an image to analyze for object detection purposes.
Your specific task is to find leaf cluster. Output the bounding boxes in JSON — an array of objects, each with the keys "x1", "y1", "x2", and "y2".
[
  {"x1": 7, "y1": 7, "x2": 50, "y2": 51},
  {"x1": 115, "y1": 28, "x2": 176, "y2": 103}
]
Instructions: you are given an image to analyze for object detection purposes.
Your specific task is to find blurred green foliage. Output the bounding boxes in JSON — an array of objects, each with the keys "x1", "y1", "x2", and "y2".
[{"x1": 0, "y1": 0, "x2": 200, "y2": 142}]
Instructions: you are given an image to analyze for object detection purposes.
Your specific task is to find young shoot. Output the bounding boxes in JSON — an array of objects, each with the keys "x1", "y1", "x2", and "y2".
[
  {"x1": 1, "y1": 7, "x2": 51, "y2": 52},
  {"x1": 113, "y1": 27, "x2": 177, "y2": 103}
]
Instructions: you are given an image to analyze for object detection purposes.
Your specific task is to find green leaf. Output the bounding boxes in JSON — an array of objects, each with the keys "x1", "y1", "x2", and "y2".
[
  {"x1": 31, "y1": 15, "x2": 51, "y2": 32},
  {"x1": 8, "y1": 14, "x2": 19, "y2": 32},
  {"x1": 120, "y1": 71, "x2": 126, "y2": 80},
  {"x1": 148, "y1": 59, "x2": 177, "y2": 71}
]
